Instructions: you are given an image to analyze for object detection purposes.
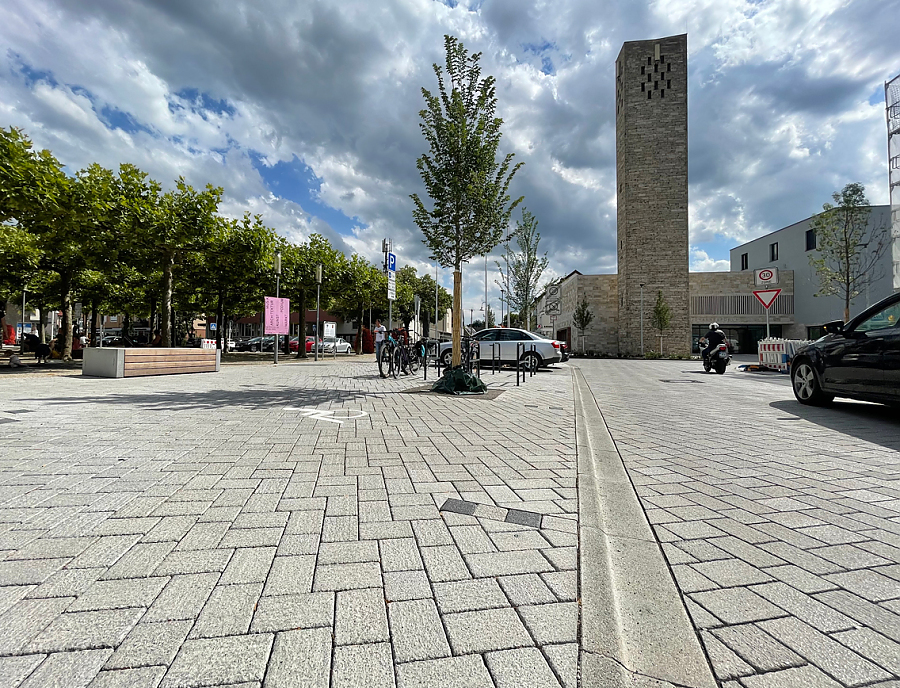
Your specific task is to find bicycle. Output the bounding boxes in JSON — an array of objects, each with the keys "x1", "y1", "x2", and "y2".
[{"x1": 378, "y1": 329, "x2": 419, "y2": 378}]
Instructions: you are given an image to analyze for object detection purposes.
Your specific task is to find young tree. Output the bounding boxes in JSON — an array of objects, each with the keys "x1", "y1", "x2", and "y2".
[
  {"x1": 572, "y1": 296, "x2": 594, "y2": 353},
  {"x1": 497, "y1": 209, "x2": 548, "y2": 332},
  {"x1": 650, "y1": 291, "x2": 672, "y2": 355},
  {"x1": 484, "y1": 304, "x2": 495, "y2": 328},
  {"x1": 411, "y1": 35, "x2": 524, "y2": 366},
  {"x1": 809, "y1": 182, "x2": 889, "y2": 322}
]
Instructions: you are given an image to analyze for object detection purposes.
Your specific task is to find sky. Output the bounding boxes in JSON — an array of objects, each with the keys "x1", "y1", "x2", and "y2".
[{"x1": 2, "y1": 0, "x2": 897, "y2": 319}]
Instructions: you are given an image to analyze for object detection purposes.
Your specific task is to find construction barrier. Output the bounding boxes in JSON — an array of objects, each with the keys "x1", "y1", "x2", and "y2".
[
  {"x1": 200, "y1": 339, "x2": 216, "y2": 349},
  {"x1": 758, "y1": 339, "x2": 812, "y2": 373}
]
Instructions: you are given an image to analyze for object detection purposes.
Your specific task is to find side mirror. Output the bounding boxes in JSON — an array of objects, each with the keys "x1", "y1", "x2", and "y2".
[{"x1": 822, "y1": 320, "x2": 844, "y2": 335}]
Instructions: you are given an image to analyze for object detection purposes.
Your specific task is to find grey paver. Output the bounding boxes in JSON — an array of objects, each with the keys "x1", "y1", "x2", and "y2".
[
  {"x1": 0, "y1": 597, "x2": 74, "y2": 654},
  {"x1": 833, "y1": 627, "x2": 900, "y2": 675},
  {"x1": 26, "y1": 608, "x2": 144, "y2": 653},
  {"x1": 88, "y1": 666, "x2": 166, "y2": 688},
  {"x1": 711, "y1": 623, "x2": 804, "y2": 672},
  {"x1": 485, "y1": 647, "x2": 562, "y2": 688},
  {"x1": 263, "y1": 556, "x2": 315, "y2": 595},
  {"x1": 497, "y1": 573, "x2": 557, "y2": 606},
  {"x1": 0, "y1": 655, "x2": 46, "y2": 688},
  {"x1": 332, "y1": 642, "x2": 395, "y2": 688},
  {"x1": 264, "y1": 628, "x2": 331, "y2": 688},
  {"x1": 219, "y1": 547, "x2": 276, "y2": 585},
  {"x1": 690, "y1": 587, "x2": 786, "y2": 624},
  {"x1": 335, "y1": 588, "x2": 389, "y2": 645},
  {"x1": 379, "y1": 538, "x2": 424, "y2": 572},
  {"x1": 189, "y1": 583, "x2": 261, "y2": 638},
  {"x1": 700, "y1": 631, "x2": 754, "y2": 681},
  {"x1": 518, "y1": 602, "x2": 578, "y2": 645},
  {"x1": 395, "y1": 655, "x2": 493, "y2": 688},
  {"x1": 105, "y1": 620, "x2": 193, "y2": 669},
  {"x1": 420, "y1": 545, "x2": 470, "y2": 582},
  {"x1": 739, "y1": 665, "x2": 843, "y2": 687},
  {"x1": 433, "y1": 578, "x2": 508, "y2": 614},
  {"x1": 68, "y1": 577, "x2": 169, "y2": 612},
  {"x1": 383, "y1": 570, "x2": 432, "y2": 602},
  {"x1": 142, "y1": 573, "x2": 218, "y2": 622},
  {"x1": 465, "y1": 550, "x2": 553, "y2": 578},
  {"x1": 749, "y1": 581, "x2": 855, "y2": 633},
  {"x1": 161, "y1": 634, "x2": 273, "y2": 688},
  {"x1": 250, "y1": 591, "x2": 334, "y2": 632},
  {"x1": 18, "y1": 648, "x2": 111, "y2": 688},
  {"x1": 443, "y1": 607, "x2": 533, "y2": 654},
  {"x1": 313, "y1": 562, "x2": 381, "y2": 592},
  {"x1": 387, "y1": 599, "x2": 450, "y2": 663}
]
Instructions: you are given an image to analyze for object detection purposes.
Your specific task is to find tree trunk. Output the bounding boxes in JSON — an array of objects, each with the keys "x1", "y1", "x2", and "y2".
[
  {"x1": 161, "y1": 253, "x2": 174, "y2": 348},
  {"x1": 36, "y1": 305, "x2": 44, "y2": 343},
  {"x1": 60, "y1": 275, "x2": 73, "y2": 361},
  {"x1": 452, "y1": 269, "x2": 462, "y2": 367},
  {"x1": 123, "y1": 313, "x2": 131, "y2": 340},
  {"x1": 216, "y1": 293, "x2": 224, "y2": 351}
]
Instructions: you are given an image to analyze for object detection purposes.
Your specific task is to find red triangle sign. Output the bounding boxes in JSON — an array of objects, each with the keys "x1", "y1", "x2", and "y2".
[{"x1": 753, "y1": 288, "x2": 782, "y2": 310}]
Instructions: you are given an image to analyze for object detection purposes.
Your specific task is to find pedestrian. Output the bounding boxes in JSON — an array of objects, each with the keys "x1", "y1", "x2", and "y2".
[{"x1": 374, "y1": 319, "x2": 386, "y2": 362}]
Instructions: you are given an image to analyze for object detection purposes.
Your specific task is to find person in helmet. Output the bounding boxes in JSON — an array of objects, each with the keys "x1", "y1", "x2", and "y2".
[{"x1": 700, "y1": 322, "x2": 727, "y2": 361}]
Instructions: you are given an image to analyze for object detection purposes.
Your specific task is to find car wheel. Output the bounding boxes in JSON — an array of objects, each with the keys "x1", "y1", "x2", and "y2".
[
  {"x1": 791, "y1": 360, "x2": 833, "y2": 406},
  {"x1": 250, "y1": 345, "x2": 258, "y2": 352},
  {"x1": 441, "y1": 350, "x2": 453, "y2": 367},
  {"x1": 521, "y1": 351, "x2": 540, "y2": 372}
]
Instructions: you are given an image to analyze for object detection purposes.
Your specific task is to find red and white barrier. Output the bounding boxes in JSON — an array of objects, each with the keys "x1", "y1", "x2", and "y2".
[
  {"x1": 201, "y1": 339, "x2": 216, "y2": 349},
  {"x1": 758, "y1": 339, "x2": 812, "y2": 373}
]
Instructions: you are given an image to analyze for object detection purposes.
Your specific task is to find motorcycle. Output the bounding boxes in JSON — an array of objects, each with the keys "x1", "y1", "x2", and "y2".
[{"x1": 703, "y1": 341, "x2": 731, "y2": 374}]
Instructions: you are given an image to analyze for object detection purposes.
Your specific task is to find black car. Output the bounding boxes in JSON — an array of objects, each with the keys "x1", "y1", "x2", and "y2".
[
  {"x1": 791, "y1": 292, "x2": 900, "y2": 407},
  {"x1": 235, "y1": 336, "x2": 275, "y2": 352}
]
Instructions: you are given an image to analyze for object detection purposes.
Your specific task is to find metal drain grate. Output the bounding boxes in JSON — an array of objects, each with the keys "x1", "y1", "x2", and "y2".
[{"x1": 659, "y1": 379, "x2": 704, "y2": 384}]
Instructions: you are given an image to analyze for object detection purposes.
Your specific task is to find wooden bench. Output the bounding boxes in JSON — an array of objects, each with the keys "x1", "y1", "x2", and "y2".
[{"x1": 83, "y1": 347, "x2": 220, "y2": 378}]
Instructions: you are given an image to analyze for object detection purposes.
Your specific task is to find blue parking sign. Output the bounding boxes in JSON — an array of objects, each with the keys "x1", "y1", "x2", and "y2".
[{"x1": 388, "y1": 252, "x2": 396, "y2": 272}]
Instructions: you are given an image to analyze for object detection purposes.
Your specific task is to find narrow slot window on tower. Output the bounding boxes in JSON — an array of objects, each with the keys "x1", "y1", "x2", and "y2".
[
  {"x1": 647, "y1": 90, "x2": 651, "y2": 99},
  {"x1": 667, "y1": 63, "x2": 671, "y2": 72},
  {"x1": 654, "y1": 63, "x2": 658, "y2": 73},
  {"x1": 667, "y1": 79, "x2": 671, "y2": 89},
  {"x1": 641, "y1": 83, "x2": 645, "y2": 92},
  {"x1": 661, "y1": 89, "x2": 665, "y2": 98},
  {"x1": 641, "y1": 66, "x2": 645, "y2": 75}
]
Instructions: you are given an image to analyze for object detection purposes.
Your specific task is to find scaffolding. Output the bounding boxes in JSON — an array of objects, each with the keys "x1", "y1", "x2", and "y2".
[{"x1": 888, "y1": 73, "x2": 900, "y2": 291}]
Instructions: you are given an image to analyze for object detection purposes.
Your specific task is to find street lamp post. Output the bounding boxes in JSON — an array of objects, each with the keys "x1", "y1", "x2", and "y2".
[
  {"x1": 274, "y1": 251, "x2": 281, "y2": 365},
  {"x1": 315, "y1": 263, "x2": 323, "y2": 362},
  {"x1": 434, "y1": 263, "x2": 439, "y2": 341},
  {"x1": 640, "y1": 283, "x2": 645, "y2": 356}
]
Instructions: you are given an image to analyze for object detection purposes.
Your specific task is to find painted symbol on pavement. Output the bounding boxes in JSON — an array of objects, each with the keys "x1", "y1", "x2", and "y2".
[{"x1": 285, "y1": 407, "x2": 369, "y2": 424}]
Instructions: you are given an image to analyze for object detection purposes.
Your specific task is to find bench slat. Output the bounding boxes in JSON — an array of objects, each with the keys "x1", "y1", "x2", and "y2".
[
  {"x1": 124, "y1": 365, "x2": 217, "y2": 377},
  {"x1": 124, "y1": 355, "x2": 216, "y2": 364}
]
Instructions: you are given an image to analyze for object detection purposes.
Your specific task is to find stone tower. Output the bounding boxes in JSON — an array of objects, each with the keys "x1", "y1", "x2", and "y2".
[{"x1": 615, "y1": 34, "x2": 690, "y2": 356}]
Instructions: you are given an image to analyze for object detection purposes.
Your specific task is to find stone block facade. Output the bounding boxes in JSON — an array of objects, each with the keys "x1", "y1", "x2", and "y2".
[{"x1": 615, "y1": 34, "x2": 690, "y2": 356}]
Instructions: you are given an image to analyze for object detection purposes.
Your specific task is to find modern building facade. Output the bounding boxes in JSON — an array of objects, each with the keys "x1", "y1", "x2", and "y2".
[
  {"x1": 729, "y1": 205, "x2": 894, "y2": 338},
  {"x1": 615, "y1": 34, "x2": 690, "y2": 356}
]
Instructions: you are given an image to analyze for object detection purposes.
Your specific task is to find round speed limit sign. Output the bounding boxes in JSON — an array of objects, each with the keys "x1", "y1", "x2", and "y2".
[{"x1": 758, "y1": 269, "x2": 773, "y2": 281}]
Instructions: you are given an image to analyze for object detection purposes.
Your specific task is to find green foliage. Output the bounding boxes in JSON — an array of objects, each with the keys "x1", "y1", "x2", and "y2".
[
  {"x1": 330, "y1": 254, "x2": 382, "y2": 353},
  {"x1": 497, "y1": 208, "x2": 547, "y2": 331},
  {"x1": 650, "y1": 291, "x2": 672, "y2": 335},
  {"x1": 808, "y1": 182, "x2": 889, "y2": 322},
  {"x1": 572, "y1": 295, "x2": 593, "y2": 353}
]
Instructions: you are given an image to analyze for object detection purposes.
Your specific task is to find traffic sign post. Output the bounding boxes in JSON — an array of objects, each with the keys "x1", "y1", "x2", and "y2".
[{"x1": 753, "y1": 288, "x2": 782, "y2": 339}]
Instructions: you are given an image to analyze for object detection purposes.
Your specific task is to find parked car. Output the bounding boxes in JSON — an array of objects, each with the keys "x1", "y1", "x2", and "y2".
[
  {"x1": 321, "y1": 336, "x2": 352, "y2": 354},
  {"x1": 790, "y1": 292, "x2": 900, "y2": 407},
  {"x1": 438, "y1": 328, "x2": 562, "y2": 370},
  {"x1": 100, "y1": 335, "x2": 133, "y2": 347},
  {"x1": 236, "y1": 336, "x2": 275, "y2": 352},
  {"x1": 289, "y1": 336, "x2": 319, "y2": 353}
]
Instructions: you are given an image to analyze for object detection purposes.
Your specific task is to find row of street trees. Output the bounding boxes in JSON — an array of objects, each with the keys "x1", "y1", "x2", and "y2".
[{"x1": 0, "y1": 127, "x2": 451, "y2": 359}]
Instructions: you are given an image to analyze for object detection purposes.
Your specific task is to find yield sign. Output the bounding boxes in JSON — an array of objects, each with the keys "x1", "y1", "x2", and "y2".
[{"x1": 753, "y1": 289, "x2": 782, "y2": 310}]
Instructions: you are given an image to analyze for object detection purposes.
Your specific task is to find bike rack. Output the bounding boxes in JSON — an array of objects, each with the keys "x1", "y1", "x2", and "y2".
[
  {"x1": 490, "y1": 343, "x2": 500, "y2": 374},
  {"x1": 516, "y1": 342, "x2": 524, "y2": 386},
  {"x1": 529, "y1": 343, "x2": 537, "y2": 378}
]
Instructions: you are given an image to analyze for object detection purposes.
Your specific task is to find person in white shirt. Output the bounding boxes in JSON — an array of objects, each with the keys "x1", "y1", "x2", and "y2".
[{"x1": 374, "y1": 320, "x2": 386, "y2": 362}]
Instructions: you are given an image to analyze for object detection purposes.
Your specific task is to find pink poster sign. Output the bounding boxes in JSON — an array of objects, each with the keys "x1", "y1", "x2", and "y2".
[{"x1": 264, "y1": 297, "x2": 290, "y2": 335}]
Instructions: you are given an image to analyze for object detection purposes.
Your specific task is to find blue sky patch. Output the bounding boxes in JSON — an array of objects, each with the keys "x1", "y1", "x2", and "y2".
[
  {"x1": 173, "y1": 88, "x2": 236, "y2": 118},
  {"x1": 250, "y1": 153, "x2": 362, "y2": 236}
]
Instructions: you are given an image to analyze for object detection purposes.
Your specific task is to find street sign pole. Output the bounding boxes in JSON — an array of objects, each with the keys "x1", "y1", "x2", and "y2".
[
  {"x1": 753, "y1": 289, "x2": 782, "y2": 339},
  {"x1": 315, "y1": 264, "x2": 323, "y2": 362}
]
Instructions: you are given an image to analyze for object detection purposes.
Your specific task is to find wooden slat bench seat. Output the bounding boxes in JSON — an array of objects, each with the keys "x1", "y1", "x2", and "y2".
[{"x1": 83, "y1": 347, "x2": 220, "y2": 378}]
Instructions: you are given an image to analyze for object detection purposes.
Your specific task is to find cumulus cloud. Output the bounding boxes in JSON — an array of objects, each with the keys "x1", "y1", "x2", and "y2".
[
  {"x1": 690, "y1": 248, "x2": 731, "y2": 272},
  {"x1": 1, "y1": 0, "x2": 896, "y2": 314}
]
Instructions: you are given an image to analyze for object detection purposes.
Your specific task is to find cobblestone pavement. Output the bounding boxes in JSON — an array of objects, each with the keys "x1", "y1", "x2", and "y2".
[
  {"x1": 577, "y1": 359, "x2": 900, "y2": 688},
  {"x1": 0, "y1": 359, "x2": 576, "y2": 688}
]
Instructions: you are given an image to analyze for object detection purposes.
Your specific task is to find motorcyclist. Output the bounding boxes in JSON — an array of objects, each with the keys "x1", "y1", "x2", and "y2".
[{"x1": 700, "y1": 322, "x2": 727, "y2": 361}]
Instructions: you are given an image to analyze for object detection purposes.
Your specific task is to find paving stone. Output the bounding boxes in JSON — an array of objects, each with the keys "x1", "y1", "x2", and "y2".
[
  {"x1": 0, "y1": 558, "x2": 70, "y2": 585},
  {"x1": 449, "y1": 525, "x2": 496, "y2": 555},
  {"x1": 541, "y1": 571, "x2": 576, "y2": 602},
  {"x1": 827, "y1": 568, "x2": 900, "y2": 603},
  {"x1": 518, "y1": 602, "x2": 578, "y2": 645},
  {"x1": 543, "y1": 643, "x2": 576, "y2": 688},
  {"x1": 250, "y1": 591, "x2": 334, "y2": 632},
  {"x1": 671, "y1": 564, "x2": 718, "y2": 593},
  {"x1": 711, "y1": 623, "x2": 804, "y2": 673},
  {"x1": 25, "y1": 568, "x2": 103, "y2": 600},
  {"x1": 813, "y1": 543, "x2": 891, "y2": 569},
  {"x1": 262, "y1": 556, "x2": 315, "y2": 595},
  {"x1": 335, "y1": 588, "x2": 389, "y2": 645},
  {"x1": 219, "y1": 547, "x2": 276, "y2": 585},
  {"x1": 318, "y1": 540, "x2": 379, "y2": 565},
  {"x1": 26, "y1": 608, "x2": 144, "y2": 653},
  {"x1": 444, "y1": 607, "x2": 533, "y2": 654},
  {"x1": 700, "y1": 631, "x2": 754, "y2": 681},
  {"x1": 690, "y1": 587, "x2": 787, "y2": 625},
  {"x1": 153, "y1": 549, "x2": 233, "y2": 576},
  {"x1": 161, "y1": 634, "x2": 273, "y2": 688},
  {"x1": 18, "y1": 648, "x2": 111, "y2": 688},
  {"x1": 360, "y1": 521, "x2": 413, "y2": 540},
  {"x1": 0, "y1": 654, "x2": 46, "y2": 688},
  {"x1": 69, "y1": 577, "x2": 169, "y2": 612},
  {"x1": 68, "y1": 536, "x2": 141, "y2": 569},
  {"x1": 313, "y1": 562, "x2": 381, "y2": 592},
  {"x1": 833, "y1": 627, "x2": 900, "y2": 675},
  {"x1": 332, "y1": 642, "x2": 395, "y2": 688},
  {"x1": 489, "y1": 530, "x2": 550, "y2": 551},
  {"x1": 410, "y1": 519, "x2": 453, "y2": 546},
  {"x1": 738, "y1": 664, "x2": 843, "y2": 687},
  {"x1": 321, "y1": 516, "x2": 358, "y2": 542},
  {"x1": 383, "y1": 570, "x2": 432, "y2": 602},
  {"x1": 143, "y1": 573, "x2": 218, "y2": 623},
  {"x1": 762, "y1": 564, "x2": 839, "y2": 594},
  {"x1": 485, "y1": 647, "x2": 562, "y2": 688},
  {"x1": 264, "y1": 628, "x2": 331, "y2": 688},
  {"x1": 105, "y1": 620, "x2": 192, "y2": 669},
  {"x1": 395, "y1": 655, "x2": 493, "y2": 688},
  {"x1": 466, "y1": 550, "x2": 553, "y2": 578},
  {"x1": 190, "y1": 583, "x2": 261, "y2": 638},
  {"x1": 420, "y1": 545, "x2": 470, "y2": 582},
  {"x1": 100, "y1": 543, "x2": 176, "y2": 580},
  {"x1": 387, "y1": 599, "x2": 450, "y2": 663},
  {"x1": 813, "y1": 590, "x2": 900, "y2": 642},
  {"x1": 434, "y1": 578, "x2": 508, "y2": 614},
  {"x1": 497, "y1": 573, "x2": 557, "y2": 606},
  {"x1": 749, "y1": 582, "x2": 855, "y2": 633},
  {"x1": 690, "y1": 558, "x2": 773, "y2": 588},
  {"x1": 174, "y1": 522, "x2": 229, "y2": 551},
  {"x1": 88, "y1": 666, "x2": 166, "y2": 688},
  {"x1": 379, "y1": 538, "x2": 424, "y2": 572}
]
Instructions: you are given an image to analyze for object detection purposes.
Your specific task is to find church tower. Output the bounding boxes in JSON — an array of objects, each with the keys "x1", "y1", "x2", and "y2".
[{"x1": 615, "y1": 34, "x2": 690, "y2": 356}]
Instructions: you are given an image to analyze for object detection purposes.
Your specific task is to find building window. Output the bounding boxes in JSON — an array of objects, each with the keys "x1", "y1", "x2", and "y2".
[
  {"x1": 769, "y1": 242, "x2": 778, "y2": 261},
  {"x1": 805, "y1": 229, "x2": 816, "y2": 251},
  {"x1": 740, "y1": 253, "x2": 748, "y2": 271}
]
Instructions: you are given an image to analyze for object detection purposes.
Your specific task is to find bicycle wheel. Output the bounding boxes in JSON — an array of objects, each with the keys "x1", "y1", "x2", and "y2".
[
  {"x1": 392, "y1": 348, "x2": 401, "y2": 379},
  {"x1": 407, "y1": 347, "x2": 420, "y2": 374},
  {"x1": 378, "y1": 345, "x2": 392, "y2": 378}
]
